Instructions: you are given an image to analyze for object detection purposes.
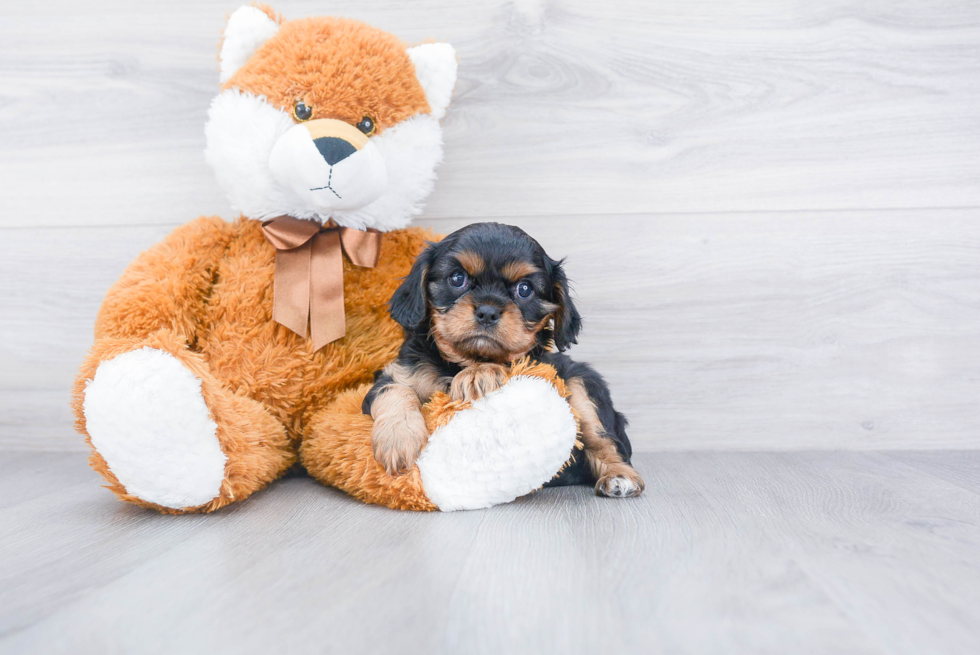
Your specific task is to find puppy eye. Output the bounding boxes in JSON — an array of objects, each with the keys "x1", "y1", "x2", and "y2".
[
  {"x1": 449, "y1": 271, "x2": 468, "y2": 289},
  {"x1": 355, "y1": 116, "x2": 376, "y2": 135},
  {"x1": 516, "y1": 281, "x2": 533, "y2": 299},
  {"x1": 293, "y1": 100, "x2": 314, "y2": 122}
]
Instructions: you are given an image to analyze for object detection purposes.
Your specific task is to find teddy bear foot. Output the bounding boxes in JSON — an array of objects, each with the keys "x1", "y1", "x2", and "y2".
[
  {"x1": 416, "y1": 376, "x2": 579, "y2": 511},
  {"x1": 82, "y1": 347, "x2": 228, "y2": 510}
]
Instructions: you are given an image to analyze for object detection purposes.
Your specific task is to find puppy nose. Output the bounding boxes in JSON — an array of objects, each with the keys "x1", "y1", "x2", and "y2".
[
  {"x1": 314, "y1": 136, "x2": 356, "y2": 166},
  {"x1": 474, "y1": 305, "x2": 501, "y2": 327}
]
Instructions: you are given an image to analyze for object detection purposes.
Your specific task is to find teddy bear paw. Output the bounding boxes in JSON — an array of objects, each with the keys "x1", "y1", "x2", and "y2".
[
  {"x1": 82, "y1": 347, "x2": 227, "y2": 510},
  {"x1": 417, "y1": 376, "x2": 578, "y2": 511}
]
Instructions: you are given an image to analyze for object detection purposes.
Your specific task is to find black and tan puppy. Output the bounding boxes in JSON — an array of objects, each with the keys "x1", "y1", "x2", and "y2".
[{"x1": 362, "y1": 222, "x2": 644, "y2": 498}]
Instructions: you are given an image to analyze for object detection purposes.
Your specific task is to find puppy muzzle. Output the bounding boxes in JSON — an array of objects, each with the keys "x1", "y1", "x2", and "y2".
[{"x1": 269, "y1": 118, "x2": 388, "y2": 213}]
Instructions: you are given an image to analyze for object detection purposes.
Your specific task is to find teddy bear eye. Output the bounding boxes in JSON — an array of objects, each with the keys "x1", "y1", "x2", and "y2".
[
  {"x1": 355, "y1": 116, "x2": 376, "y2": 135},
  {"x1": 293, "y1": 100, "x2": 314, "y2": 122}
]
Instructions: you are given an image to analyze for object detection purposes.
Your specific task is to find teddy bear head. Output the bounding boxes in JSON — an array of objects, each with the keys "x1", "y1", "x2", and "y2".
[{"x1": 204, "y1": 4, "x2": 457, "y2": 232}]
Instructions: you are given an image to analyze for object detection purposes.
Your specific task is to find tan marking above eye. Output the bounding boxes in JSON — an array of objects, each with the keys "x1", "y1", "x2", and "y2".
[
  {"x1": 454, "y1": 251, "x2": 485, "y2": 276},
  {"x1": 501, "y1": 261, "x2": 540, "y2": 282}
]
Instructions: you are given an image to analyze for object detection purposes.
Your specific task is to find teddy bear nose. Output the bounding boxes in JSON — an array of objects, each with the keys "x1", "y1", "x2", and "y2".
[{"x1": 314, "y1": 137, "x2": 357, "y2": 166}]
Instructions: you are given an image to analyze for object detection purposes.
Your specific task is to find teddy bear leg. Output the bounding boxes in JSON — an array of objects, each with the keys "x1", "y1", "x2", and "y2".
[
  {"x1": 300, "y1": 372, "x2": 579, "y2": 512},
  {"x1": 300, "y1": 388, "x2": 438, "y2": 511},
  {"x1": 73, "y1": 331, "x2": 294, "y2": 513},
  {"x1": 415, "y1": 375, "x2": 579, "y2": 511}
]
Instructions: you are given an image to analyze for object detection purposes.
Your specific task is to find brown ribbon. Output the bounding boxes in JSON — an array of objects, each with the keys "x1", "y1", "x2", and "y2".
[{"x1": 261, "y1": 216, "x2": 382, "y2": 350}]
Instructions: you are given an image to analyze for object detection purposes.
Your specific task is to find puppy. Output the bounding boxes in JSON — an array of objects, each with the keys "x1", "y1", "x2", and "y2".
[{"x1": 362, "y1": 222, "x2": 644, "y2": 498}]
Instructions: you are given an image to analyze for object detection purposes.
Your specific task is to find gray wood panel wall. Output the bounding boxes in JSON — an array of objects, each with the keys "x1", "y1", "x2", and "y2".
[{"x1": 2, "y1": 0, "x2": 978, "y2": 450}]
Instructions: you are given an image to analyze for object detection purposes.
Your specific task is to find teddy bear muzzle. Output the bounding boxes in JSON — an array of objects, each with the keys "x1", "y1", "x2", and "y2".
[{"x1": 269, "y1": 118, "x2": 388, "y2": 212}]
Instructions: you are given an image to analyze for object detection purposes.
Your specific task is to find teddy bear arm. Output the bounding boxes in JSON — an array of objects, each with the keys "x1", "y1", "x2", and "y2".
[{"x1": 95, "y1": 216, "x2": 234, "y2": 343}]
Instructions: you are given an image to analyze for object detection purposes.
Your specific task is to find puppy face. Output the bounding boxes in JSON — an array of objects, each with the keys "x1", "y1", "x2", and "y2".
[{"x1": 390, "y1": 223, "x2": 582, "y2": 364}]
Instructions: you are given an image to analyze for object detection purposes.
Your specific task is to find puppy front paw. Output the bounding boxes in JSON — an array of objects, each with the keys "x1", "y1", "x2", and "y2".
[
  {"x1": 450, "y1": 363, "x2": 508, "y2": 403},
  {"x1": 371, "y1": 407, "x2": 429, "y2": 477},
  {"x1": 596, "y1": 468, "x2": 645, "y2": 498}
]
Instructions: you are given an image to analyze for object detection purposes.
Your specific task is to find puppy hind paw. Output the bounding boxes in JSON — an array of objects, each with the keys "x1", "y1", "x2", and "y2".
[{"x1": 596, "y1": 473, "x2": 644, "y2": 498}]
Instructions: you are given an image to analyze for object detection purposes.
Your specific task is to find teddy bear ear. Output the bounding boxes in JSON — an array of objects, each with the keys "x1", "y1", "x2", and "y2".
[
  {"x1": 407, "y1": 43, "x2": 458, "y2": 120},
  {"x1": 219, "y1": 5, "x2": 281, "y2": 83}
]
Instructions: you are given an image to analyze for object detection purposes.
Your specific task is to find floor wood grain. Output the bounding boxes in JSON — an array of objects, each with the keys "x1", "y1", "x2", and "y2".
[{"x1": 1, "y1": 451, "x2": 979, "y2": 654}]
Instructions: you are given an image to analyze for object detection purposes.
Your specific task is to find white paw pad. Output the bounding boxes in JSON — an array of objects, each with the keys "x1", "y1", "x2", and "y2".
[
  {"x1": 597, "y1": 475, "x2": 642, "y2": 498},
  {"x1": 83, "y1": 347, "x2": 227, "y2": 509},
  {"x1": 417, "y1": 376, "x2": 578, "y2": 512}
]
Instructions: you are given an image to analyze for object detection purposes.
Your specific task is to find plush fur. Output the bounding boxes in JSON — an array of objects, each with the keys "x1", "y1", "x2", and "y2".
[
  {"x1": 73, "y1": 218, "x2": 431, "y2": 513},
  {"x1": 300, "y1": 359, "x2": 579, "y2": 511},
  {"x1": 73, "y1": 5, "x2": 578, "y2": 513}
]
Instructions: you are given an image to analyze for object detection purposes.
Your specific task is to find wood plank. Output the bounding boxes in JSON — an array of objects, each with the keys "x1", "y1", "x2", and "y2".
[
  {"x1": 742, "y1": 452, "x2": 980, "y2": 655},
  {"x1": 3, "y1": 209, "x2": 978, "y2": 450},
  {"x1": 886, "y1": 451, "x2": 980, "y2": 496},
  {"x1": 0, "y1": 462, "x2": 489, "y2": 649},
  {"x1": 1, "y1": 0, "x2": 978, "y2": 228},
  {"x1": 2, "y1": 452, "x2": 980, "y2": 653},
  {"x1": 0, "y1": 476, "x2": 214, "y2": 636},
  {"x1": 0, "y1": 451, "x2": 97, "y2": 510},
  {"x1": 435, "y1": 451, "x2": 980, "y2": 654}
]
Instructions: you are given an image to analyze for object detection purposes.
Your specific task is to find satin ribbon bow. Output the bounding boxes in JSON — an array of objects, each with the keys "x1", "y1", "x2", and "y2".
[{"x1": 261, "y1": 216, "x2": 382, "y2": 350}]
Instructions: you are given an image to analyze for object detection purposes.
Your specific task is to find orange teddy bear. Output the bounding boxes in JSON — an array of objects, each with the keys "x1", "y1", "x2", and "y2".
[{"x1": 72, "y1": 5, "x2": 578, "y2": 513}]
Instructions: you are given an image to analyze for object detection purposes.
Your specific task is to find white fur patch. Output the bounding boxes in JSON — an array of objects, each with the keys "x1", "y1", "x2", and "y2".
[
  {"x1": 204, "y1": 90, "x2": 293, "y2": 218},
  {"x1": 332, "y1": 114, "x2": 444, "y2": 231},
  {"x1": 408, "y1": 43, "x2": 458, "y2": 120},
  {"x1": 82, "y1": 348, "x2": 227, "y2": 510},
  {"x1": 269, "y1": 123, "x2": 388, "y2": 212},
  {"x1": 599, "y1": 476, "x2": 640, "y2": 497},
  {"x1": 204, "y1": 90, "x2": 444, "y2": 231},
  {"x1": 417, "y1": 377, "x2": 578, "y2": 512},
  {"x1": 219, "y1": 6, "x2": 280, "y2": 83}
]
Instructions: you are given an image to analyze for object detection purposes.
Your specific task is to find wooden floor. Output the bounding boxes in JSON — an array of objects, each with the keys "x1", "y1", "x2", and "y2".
[{"x1": 2, "y1": 451, "x2": 979, "y2": 655}]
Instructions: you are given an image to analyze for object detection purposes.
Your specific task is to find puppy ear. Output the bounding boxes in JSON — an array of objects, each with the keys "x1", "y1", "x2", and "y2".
[
  {"x1": 389, "y1": 243, "x2": 437, "y2": 329},
  {"x1": 548, "y1": 257, "x2": 582, "y2": 352}
]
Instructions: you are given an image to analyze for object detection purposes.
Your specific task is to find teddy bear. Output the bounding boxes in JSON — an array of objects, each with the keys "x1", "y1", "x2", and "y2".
[{"x1": 72, "y1": 4, "x2": 578, "y2": 513}]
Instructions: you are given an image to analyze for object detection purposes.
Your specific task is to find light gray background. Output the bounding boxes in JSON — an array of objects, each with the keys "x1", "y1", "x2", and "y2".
[
  {"x1": 1, "y1": 0, "x2": 978, "y2": 451},
  {"x1": 3, "y1": 3, "x2": 980, "y2": 654}
]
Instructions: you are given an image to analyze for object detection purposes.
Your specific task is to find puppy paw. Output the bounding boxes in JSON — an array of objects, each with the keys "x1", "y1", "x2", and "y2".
[
  {"x1": 596, "y1": 470, "x2": 645, "y2": 498},
  {"x1": 371, "y1": 401, "x2": 429, "y2": 477},
  {"x1": 450, "y1": 363, "x2": 508, "y2": 403}
]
